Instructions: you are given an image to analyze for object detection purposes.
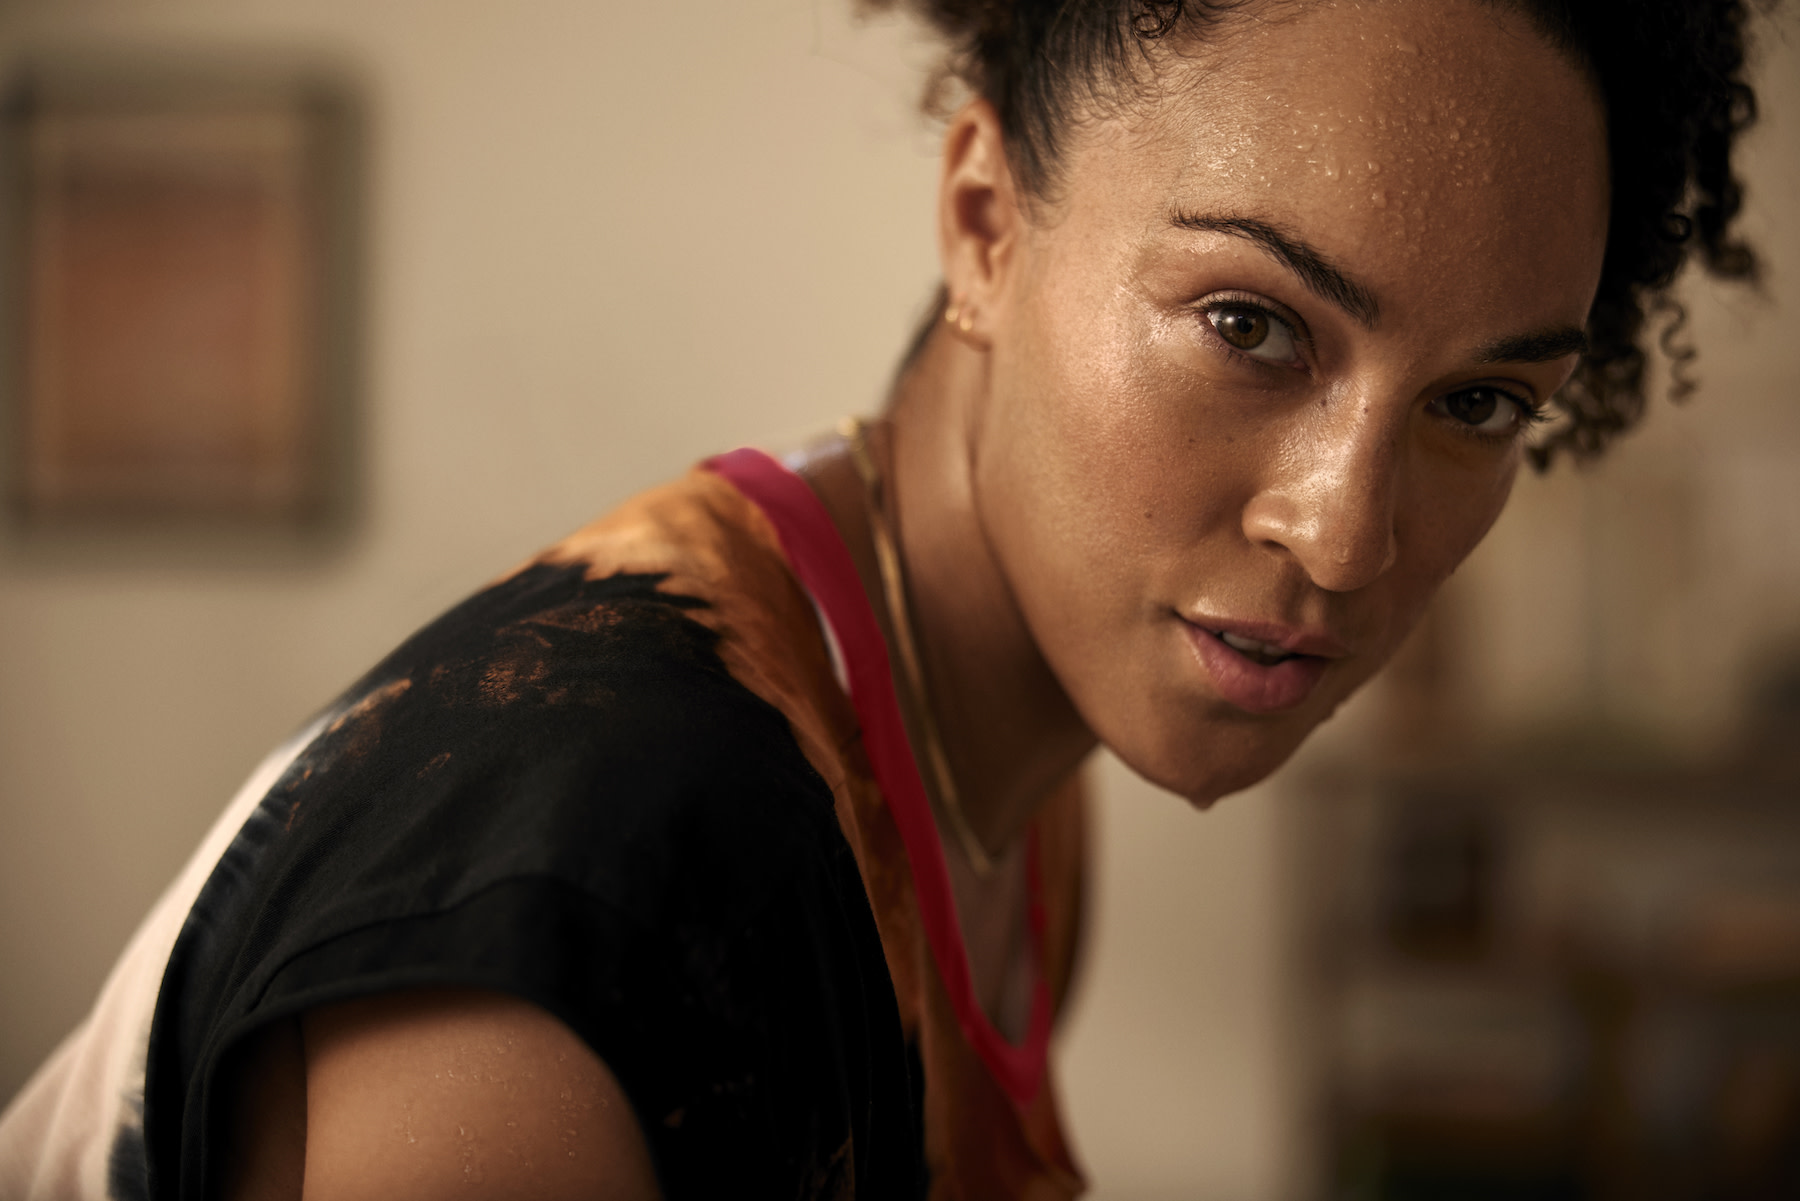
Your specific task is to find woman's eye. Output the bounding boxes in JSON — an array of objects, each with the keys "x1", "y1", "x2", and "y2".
[
  {"x1": 1435, "y1": 386, "x2": 1533, "y2": 435},
  {"x1": 1206, "y1": 304, "x2": 1298, "y2": 364}
]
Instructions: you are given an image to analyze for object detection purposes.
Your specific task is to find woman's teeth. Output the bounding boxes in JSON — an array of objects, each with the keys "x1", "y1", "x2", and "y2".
[{"x1": 1218, "y1": 630, "x2": 1292, "y2": 666}]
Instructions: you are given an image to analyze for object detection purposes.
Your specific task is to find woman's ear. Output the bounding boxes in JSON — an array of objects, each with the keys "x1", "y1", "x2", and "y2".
[{"x1": 937, "y1": 99, "x2": 1022, "y2": 348}]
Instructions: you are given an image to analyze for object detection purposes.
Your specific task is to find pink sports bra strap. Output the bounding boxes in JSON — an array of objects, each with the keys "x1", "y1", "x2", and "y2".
[{"x1": 704, "y1": 447, "x2": 1051, "y2": 1106}]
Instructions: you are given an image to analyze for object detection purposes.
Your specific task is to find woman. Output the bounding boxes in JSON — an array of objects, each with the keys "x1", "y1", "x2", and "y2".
[{"x1": 0, "y1": 0, "x2": 1763, "y2": 1197}]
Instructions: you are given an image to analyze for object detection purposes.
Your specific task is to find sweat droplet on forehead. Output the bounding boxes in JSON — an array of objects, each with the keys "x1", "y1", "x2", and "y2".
[{"x1": 1093, "y1": 0, "x2": 1607, "y2": 288}]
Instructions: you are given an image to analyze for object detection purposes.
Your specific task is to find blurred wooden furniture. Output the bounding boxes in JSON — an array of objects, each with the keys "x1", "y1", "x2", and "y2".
[{"x1": 1296, "y1": 692, "x2": 1800, "y2": 1201}]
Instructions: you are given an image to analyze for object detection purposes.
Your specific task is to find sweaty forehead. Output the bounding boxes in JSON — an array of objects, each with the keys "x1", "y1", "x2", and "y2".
[{"x1": 1076, "y1": 0, "x2": 1608, "y2": 289}]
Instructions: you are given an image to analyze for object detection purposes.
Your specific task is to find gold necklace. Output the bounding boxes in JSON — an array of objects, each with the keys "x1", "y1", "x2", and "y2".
[{"x1": 840, "y1": 417, "x2": 997, "y2": 879}]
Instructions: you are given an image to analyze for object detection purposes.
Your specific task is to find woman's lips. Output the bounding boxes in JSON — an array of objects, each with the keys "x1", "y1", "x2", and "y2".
[{"x1": 1182, "y1": 620, "x2": 1334, "y2": 714}]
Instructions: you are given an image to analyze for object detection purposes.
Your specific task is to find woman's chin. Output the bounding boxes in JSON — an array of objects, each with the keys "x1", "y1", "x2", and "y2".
[{"x1": 1102, "y1": 713, "x2": 1315, "y2": 810}]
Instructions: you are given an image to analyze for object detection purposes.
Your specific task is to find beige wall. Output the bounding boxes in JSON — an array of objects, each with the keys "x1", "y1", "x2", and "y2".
[{"x1": 0, "y1": 4, "x2": 1794, "y2": 1199}]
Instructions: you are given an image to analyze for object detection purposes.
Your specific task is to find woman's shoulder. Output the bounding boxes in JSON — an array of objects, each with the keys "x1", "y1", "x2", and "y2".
[
  {"x1": 222, "y1": 989, "x2": 662, "y2": 1201},
  {"x1": 163, "y1": 465, "x2": 861, "y2": 1019},
  {"x1": 141, "y1": 465, "x2": 919, "y2": 1200}
]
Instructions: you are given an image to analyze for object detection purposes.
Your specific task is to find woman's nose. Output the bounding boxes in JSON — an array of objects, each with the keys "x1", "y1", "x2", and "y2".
[{"x1": 1239, "y1": 405, "x2": 1402, "y2": 594}]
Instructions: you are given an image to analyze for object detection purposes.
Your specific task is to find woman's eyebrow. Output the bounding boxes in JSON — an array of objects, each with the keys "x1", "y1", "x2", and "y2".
[
  {"x1": 1473, "y1": 326, "x2": 1590, "y2": 364},
  {"x1": 1169, "y1": 210, "x2": 1381, "y2": 327}
]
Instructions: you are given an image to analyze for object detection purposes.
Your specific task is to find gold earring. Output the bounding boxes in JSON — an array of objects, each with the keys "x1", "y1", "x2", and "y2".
[{"x1": 945, "y1": 294, "x2": 975, "y2": 334}]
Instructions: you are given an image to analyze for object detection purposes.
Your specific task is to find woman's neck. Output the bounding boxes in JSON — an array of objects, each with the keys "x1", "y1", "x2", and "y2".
[{"x1": 878, "y1": 327, "x2": 1096, "y2": 856}]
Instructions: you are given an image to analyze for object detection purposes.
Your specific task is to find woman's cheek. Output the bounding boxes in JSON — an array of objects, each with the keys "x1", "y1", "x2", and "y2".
[
  {"x1": 1406, "y1": 445, "x2": 1523, "y2": 584},
  {"x1": 1026, "y1": 374, "x2": 1186, "y2": 578},
  {"x1": 988, "y1": 268, "x2": 1254, "y2": 630}
]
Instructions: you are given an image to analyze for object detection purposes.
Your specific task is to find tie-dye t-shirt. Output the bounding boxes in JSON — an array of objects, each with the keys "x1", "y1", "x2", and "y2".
[{"x1": 0, "y1": 453, "x2": 1087, "y2": 1200}]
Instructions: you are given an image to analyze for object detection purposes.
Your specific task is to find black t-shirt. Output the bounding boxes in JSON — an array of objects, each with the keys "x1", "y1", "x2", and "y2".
[{"x1": 141, "y1": 563, "x2": 925, "y2": 1199}]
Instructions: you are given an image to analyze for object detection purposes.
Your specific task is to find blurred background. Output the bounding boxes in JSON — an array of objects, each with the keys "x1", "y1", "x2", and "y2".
[{"x1": 0, "y1": 2, "x2": 1794, "y2": 1198}]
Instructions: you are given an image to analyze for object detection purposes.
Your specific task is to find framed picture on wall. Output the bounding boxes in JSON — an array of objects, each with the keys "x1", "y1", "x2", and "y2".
[{"x1": 6, "y1": 60, "x2": 357, "y2": 523}]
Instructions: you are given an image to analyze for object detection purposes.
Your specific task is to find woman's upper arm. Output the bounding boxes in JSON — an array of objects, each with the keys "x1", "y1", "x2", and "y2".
[{"x1": 229, "y1": 987, "x2": 662, "y2": 1201}]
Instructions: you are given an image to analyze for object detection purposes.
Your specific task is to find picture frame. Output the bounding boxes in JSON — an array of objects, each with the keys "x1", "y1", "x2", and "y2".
[{"x1": 5, "y1": 59, "x2": 357, "y2": 524}]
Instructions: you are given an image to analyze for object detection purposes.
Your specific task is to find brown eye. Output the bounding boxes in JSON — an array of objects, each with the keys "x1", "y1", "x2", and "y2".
[
  {"x1": 1212, "y1": 307, "x2": 1269, "y2": 349},
  {"x1": 1444, "y1": 389, "x2": 1500, "y2": 426},
  {"x1": 1430, "y1": 385, "x2": 1539, "y2": 437},
  {"x1": 1205, "y1": 302, "x2": 1299, "y2": 364}
]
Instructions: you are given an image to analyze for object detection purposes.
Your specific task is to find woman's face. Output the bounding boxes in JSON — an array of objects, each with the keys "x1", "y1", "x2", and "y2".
[{"x1": 961, "y1": 0, "x2": 1609, "y2": 802}]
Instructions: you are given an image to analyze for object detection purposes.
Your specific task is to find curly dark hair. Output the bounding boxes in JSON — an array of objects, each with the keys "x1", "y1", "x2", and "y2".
[{"x1": 861, "y1": 0, "x2": 1766, "y2": 467}]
